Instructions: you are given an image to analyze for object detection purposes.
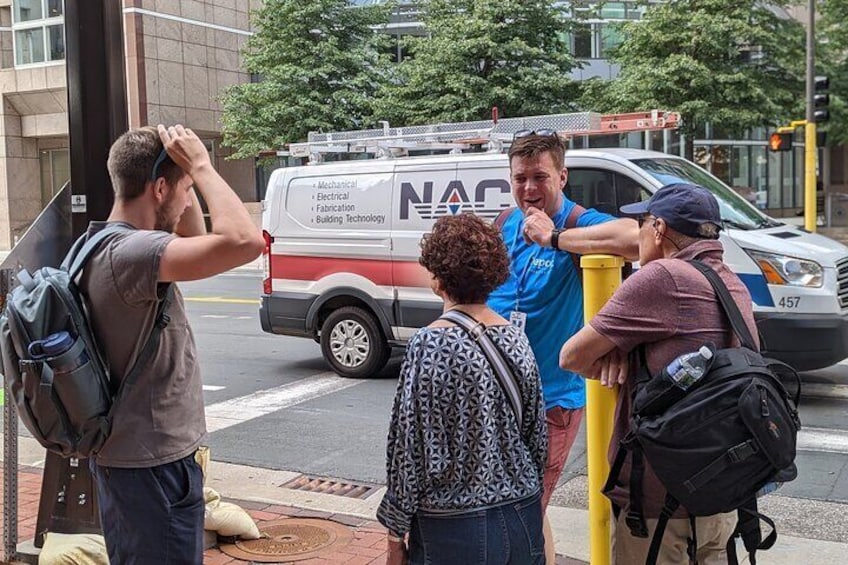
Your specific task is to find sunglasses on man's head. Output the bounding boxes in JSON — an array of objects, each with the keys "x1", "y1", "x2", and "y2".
[
  {"x1": 513, "y1": 128, "x2": 558, "y2": 140},
  {"x1": 150, "y1": 147, "x2": 171, "y2": 183}
]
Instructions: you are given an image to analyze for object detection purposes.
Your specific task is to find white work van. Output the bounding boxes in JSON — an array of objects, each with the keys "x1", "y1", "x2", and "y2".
[{"x1": 260, "y1": 148, "x2": 848, "y2": 377}]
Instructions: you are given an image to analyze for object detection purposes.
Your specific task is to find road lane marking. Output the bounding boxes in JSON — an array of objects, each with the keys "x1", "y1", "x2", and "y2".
[
  {"x1": 205, "y1": 372, "x2": 365, "y2": 433},
  {"x1": 802, "y1": 383, "x2": 848, "y2": 400},
  {"x1": 203, "y1": 385, "x2": 226, "y2": 391},
  {"x1": 185, "y1": 296, "x2": 260, "y2": 304},
  {"x1": 798, "y1": 427, "x2": 848, "y2": 454}
]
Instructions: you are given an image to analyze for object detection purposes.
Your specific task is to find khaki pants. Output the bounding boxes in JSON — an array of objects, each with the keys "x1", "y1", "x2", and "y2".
[{"x1": 612, "y1": 510, "x2": 737, "y2": 565}]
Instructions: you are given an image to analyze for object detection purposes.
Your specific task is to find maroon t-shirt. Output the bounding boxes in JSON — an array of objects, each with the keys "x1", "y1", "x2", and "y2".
[{"x1": 589, "y1": 239, "x2": 758, "y2": 518}]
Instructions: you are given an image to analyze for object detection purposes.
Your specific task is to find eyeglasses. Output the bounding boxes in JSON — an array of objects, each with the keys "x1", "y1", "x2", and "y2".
[
  {"x1": 513, "y1": 128, "x2": 558, "y2": 140},
  {"x1": 637, "y1": 215, "x2": 657, "y2": 228},
  {"x1": 150, "y1": 148, "x2": 171, "y2": 183}
]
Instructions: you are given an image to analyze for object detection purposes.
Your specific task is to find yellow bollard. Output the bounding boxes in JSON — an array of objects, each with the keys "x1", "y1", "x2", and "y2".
[
  {"x1": 581, "y1": 254, "x2": 623, "y2": 565},
  {"x1": 804, "y1": 121, "x2": 817, "y2": 233}
]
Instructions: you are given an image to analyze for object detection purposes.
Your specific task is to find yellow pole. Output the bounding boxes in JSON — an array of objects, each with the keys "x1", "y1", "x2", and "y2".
[
  {"x1": 582, "y1": 254, "x2": 623, "y2": 565},
  {"x1": 804, "y1": 121, "x2": 817, "y2": 233}
]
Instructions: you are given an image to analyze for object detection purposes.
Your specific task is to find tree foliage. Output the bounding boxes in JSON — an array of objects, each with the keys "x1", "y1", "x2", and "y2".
[
  {"x1": 374, "y1": 0, "x2": 580, "y2": 126},
  {"x1": 819, "y1": 0, "x2": 848, "y2": 145},
  {"x1": 580, "y1": 0, "x2": 805, "y2": 150},
  {"x1": 220, "y1": 0, "x2": 390, "y2": 157}
]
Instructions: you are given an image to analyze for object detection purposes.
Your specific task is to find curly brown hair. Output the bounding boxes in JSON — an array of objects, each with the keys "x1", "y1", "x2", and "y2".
[{"x1": 419, "y1": 214, "x2": 510, "y2": 305}]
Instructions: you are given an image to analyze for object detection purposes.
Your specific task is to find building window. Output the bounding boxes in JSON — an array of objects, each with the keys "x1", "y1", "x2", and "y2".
[
  {"x1": 13, "y1": 0, "x2": 64, "y2": 67},
  {"x1": 39, "y1": 148, "x2": 70, "y2": 207}
]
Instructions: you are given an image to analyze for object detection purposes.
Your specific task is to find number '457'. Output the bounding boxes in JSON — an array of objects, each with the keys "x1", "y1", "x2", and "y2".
[{"x1": 778, "y1": 296, "x2": 800, "y2": 309}]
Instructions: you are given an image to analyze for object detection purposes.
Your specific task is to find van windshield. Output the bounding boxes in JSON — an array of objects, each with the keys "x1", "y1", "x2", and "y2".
[{"x1": 632, "y1": 158, "x2": 779, "y2": 230}]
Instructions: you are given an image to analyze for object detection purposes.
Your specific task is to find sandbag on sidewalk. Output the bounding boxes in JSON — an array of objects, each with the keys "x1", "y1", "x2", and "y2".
[
  {"x1": 204, "y1": 487, "x2": 261, "y2": 539},
  {"x1": 39, "y1": 532, "x2": 107, "y2": 565}
]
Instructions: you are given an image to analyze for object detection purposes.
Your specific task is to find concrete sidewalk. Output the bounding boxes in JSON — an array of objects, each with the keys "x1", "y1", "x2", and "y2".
[{"x1": 2, "y1": 452, "x2": 845, "y2": 563}]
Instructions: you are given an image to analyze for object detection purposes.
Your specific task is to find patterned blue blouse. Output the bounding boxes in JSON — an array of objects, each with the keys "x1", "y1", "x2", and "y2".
[{"x1": 377, "y1": 324, "x2": 548, "y2": 536}]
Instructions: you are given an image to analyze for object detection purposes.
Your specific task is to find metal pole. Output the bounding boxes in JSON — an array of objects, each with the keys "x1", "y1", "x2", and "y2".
[
  {"x1": 804, "y1": 0, "x2": 817, "y2": 232},
  {"x1": 582, "y1": 254, "x2": 623, "y2": 565},
  {"x1": 65, "y1": 0, "x2": 128, "y2": 238},
  {"x1": 2, "y1": 269, "x2": 18, "y2": 562}
]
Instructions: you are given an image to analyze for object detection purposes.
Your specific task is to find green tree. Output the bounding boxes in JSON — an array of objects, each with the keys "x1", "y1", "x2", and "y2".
[
  {"x1": 580, "y1": 0, "x2": 805, "y2": 157},
  {"x1": 819, "y1": 0, "x2": 848, "y2": 145},
  {"x1": 374, "y1": 0, "x2": 580, "y2": 126},
  {"x1": 220, "y1": 0, "x2": 390, "y2": 158}
]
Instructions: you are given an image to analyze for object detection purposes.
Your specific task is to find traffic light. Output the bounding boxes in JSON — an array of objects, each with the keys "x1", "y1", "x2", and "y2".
[
  {"x1": 814, "y1": 76, "x2": 830, "y2": 123},
  {"x1": 769, "y1": 131, "x2": 792, "y2": 152}
]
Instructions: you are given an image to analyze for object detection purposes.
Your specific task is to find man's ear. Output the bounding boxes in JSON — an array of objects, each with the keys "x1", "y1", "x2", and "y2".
[
  {"x1": 150, "y1": 178, "x2": 167, "y2": 202},
  {"x1": 560, "y1": 168, "x2": 568, "y2": 189}
]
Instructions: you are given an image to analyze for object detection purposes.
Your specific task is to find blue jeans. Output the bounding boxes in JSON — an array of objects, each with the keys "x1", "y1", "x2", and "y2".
[
  {"x1": 408, "y1": 491, "x2": 545, "y2": 565},
  {"x1": 90, "y1": 453, "x2": 204, "y2": 564}
]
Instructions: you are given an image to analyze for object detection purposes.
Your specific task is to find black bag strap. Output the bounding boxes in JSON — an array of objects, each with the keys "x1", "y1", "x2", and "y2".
[
  {"x1": 726, "y1": 497, "x2": 776, "y2": 565},
  {"x1": 440, "y1": 309, "x2": 523, "y2": 429},
  {"x1": 108, "y1": 284, "x2": 174, "y2": 412},
  {"x1": 626, "y1": 447, "x2": 649, "y2": 538},
  {"x1": 645, "y1": 493, "x2": 681, "y2": 565},
  {"x1": 687, "y1": 260, "x2": 758, "y2": 351}
]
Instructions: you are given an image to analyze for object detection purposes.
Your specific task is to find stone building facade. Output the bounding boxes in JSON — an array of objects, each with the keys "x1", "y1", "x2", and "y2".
[{"x1": 0, "y1": 0, "x2": 260, "y2": 249}]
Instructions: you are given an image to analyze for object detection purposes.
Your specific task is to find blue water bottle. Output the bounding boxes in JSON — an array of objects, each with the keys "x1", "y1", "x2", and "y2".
[{"x1": 28, "y1": 331, "x2": 89, "y2": 374}]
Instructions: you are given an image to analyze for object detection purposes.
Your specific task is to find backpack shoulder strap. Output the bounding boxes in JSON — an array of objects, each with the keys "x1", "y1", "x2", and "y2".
[
  {"x1": 440, "y1": 309, "x2": 524, "y2": 429},
  {"x1": 645, "y1": 493, "x2": 682, "y2": 565},
  {"x1": 64, "y1": 223, "x2": 134, "y2": 280},
  {"x1": 566, "y1": 203, "x2": 587, "y2": 229},
  {"x1": 687, "y1": 260, "x2": 757, "y2": 351},
  {"x1": 494, "y1": 207, "x2": 516, "y2": 231},
  {"x1": 565, "y1": 204, "x2": 587, "y2": 278},
  {"x1": 108, "y1": 284, "x2": 174, "y2": 410}
]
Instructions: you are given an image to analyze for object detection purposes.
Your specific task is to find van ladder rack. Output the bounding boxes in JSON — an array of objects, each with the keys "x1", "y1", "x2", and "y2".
[{"x1": 287, "y1": 110, "x2": 681, "y2": 163}]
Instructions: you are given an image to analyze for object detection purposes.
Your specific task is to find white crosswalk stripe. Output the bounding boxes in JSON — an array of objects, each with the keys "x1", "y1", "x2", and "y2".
[
  {"x1": 797, "y1": 427, "x2": 848, "y2": 455},
  {"x1": 204, "y1": 372, "x2": 365, "y2": 433}
]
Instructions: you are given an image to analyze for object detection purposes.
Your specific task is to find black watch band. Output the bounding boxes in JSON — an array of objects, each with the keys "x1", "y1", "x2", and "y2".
[{"x1": 550, "y1": 228, "x2": 563, "y2": 251}]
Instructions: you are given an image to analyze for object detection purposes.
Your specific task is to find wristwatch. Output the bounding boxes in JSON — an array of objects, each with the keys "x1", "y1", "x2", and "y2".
[{"x1": 550, "y1": 228, "x2": 563, "y2": 251}]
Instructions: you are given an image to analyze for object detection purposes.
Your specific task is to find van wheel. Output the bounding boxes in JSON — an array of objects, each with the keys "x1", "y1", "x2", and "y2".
[{"x1": 320, "y1": 306, "x2": 390, "y2": 378}]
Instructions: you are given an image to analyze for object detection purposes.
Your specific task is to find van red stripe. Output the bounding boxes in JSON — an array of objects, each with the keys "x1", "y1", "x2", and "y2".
[{"x1": 271, "y1": 254, "x2": 431, "y2": 288}]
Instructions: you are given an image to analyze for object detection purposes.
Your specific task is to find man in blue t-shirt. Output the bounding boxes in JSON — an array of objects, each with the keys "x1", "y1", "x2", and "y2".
[{"x1": 488, "y1": 132, "x2": 638, "y2": 511}]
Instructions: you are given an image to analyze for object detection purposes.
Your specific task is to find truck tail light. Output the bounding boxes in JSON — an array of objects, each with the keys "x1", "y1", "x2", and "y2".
[{"x1": 262, "y1": 230, "x2": 273, "y2": 295}]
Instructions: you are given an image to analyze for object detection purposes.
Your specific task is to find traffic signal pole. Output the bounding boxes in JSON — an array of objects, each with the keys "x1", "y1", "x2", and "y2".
[{"x1": 804, "y1": 0, "x2": 817, "y2": 233}]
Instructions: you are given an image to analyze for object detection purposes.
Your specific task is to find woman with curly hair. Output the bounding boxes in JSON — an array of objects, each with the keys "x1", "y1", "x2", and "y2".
[{"x1": 377, "y1": 213, "x2": 548, "y2": 565}]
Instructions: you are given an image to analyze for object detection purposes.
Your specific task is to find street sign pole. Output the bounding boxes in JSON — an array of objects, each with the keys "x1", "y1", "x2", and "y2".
[{"x1": 65, "y1": 0, "x2": 128, "y2": 237}]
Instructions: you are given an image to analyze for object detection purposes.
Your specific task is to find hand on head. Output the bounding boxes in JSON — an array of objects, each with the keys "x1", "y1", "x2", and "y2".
[{"x1": 157, "y1": 124, "x2": 210, "y2": 177}]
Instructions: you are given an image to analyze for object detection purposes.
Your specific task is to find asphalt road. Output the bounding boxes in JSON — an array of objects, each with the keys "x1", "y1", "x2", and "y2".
[{"x1": 186, "y1": 270, "x2": 848, "y2": 510}]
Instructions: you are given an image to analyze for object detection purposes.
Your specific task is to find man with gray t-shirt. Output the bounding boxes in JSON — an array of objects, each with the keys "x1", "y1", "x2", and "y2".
[{"x1": 80, "y1": 125, "x2": 263, "y2": 563}]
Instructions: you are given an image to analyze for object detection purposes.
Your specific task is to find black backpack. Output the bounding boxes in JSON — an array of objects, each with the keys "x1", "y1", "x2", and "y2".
[
  {"x1": 0, "y1": 224, "x2": 173, "y2": 458},
  {"x1": 604, "y1": 259, "x2": 801, "y2": 565}
]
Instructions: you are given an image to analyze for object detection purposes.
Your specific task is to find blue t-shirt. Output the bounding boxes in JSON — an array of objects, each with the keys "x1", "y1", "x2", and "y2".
[{"x1": 488, "y1": 199, "x2": 615, "y2": 410}]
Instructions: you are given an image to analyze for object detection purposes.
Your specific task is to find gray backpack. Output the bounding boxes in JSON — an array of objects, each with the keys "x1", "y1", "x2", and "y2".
[{"x1": 0, "y1": 224, "x2": 173, "y2": 458}]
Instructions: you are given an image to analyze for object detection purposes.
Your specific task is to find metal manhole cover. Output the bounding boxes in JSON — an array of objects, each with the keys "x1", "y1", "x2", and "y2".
[{"x1": 218, "y1": 518, "x2": 354, "y2": 562}]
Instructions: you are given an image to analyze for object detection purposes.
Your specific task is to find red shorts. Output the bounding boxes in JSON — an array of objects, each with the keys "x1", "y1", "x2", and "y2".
[{"x1": 541, "y1": 406, "x2": 584, "y2": 511}]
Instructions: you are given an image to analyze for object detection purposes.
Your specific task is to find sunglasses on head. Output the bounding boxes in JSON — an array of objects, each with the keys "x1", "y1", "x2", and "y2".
[
  {"x1": 513, "y1": 128, "x2": 558, "y2": 140},
  {"x1": 150, "y1": 147, "x2": 171, "y2": 183}
]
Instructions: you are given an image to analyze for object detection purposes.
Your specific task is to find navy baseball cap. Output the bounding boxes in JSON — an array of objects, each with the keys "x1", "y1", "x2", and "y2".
[{"x1": 620, "y1": 183, "x2": 722, "y2": 239}]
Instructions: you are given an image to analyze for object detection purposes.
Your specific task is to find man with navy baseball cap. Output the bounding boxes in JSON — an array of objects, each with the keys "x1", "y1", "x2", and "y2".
[{"x1": 558, "y1": 183, "x2": 758, "y2": 564}]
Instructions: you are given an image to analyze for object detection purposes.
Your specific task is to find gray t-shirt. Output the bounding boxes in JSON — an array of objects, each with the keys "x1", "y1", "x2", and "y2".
[{"x1": 80, "y1": 222, "x2": 206, "y2": 468}]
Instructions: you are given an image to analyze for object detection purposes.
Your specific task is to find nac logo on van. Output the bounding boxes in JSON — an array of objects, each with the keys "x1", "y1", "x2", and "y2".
[{"x1": 399, "y1": 179, "x2": 512, "y2": 220}]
